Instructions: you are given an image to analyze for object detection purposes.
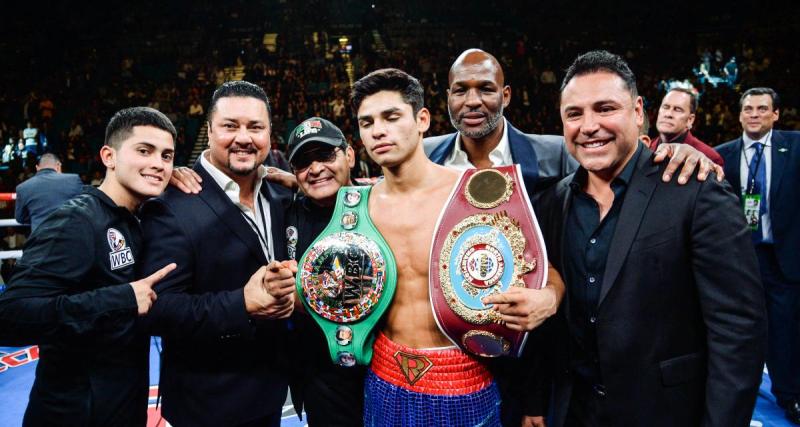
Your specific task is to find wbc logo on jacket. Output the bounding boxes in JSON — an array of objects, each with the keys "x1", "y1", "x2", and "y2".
[{"x1": 107, "y1": 228, "x2": 134, "y2": 270}]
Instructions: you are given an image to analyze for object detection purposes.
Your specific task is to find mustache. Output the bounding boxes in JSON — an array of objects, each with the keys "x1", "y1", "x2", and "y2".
[{"x1": 228, "y1": 145, "x2": 257, "y2": 154}]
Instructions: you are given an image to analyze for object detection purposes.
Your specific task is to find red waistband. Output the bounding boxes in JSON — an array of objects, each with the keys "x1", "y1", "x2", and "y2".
[{"x1": 369, "y1": 332, "x2": 493, "y2": 396}]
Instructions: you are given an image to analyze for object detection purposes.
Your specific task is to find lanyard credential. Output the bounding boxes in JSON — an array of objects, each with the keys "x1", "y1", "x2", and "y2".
[
  {"x1": 743, "y1": 142, "x2": 766, "y2": 195},
  {"x1": 741, "y1": 142, "x2": 767, "y2": 232},
  {"x1": 241, "y1": 196, "x2": 273, "y2": 261}
]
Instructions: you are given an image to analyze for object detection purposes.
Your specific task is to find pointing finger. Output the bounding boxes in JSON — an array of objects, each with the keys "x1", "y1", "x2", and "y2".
[{"x1": 145, "y1": 263, "x2": 177, "y2": 287}]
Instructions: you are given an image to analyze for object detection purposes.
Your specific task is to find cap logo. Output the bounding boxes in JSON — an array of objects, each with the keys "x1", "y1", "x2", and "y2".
[{"x1": 295, "y1": 120, "x2": 323, "y2": 139}]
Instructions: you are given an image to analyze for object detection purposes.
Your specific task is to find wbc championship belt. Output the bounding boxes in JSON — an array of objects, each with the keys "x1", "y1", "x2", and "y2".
[
  {"x1": 296, "y1": 186, "x2": 397, "y2": 367},
  {"x1": 430, "y1": 165, "x2": 547, "y2": 357}
]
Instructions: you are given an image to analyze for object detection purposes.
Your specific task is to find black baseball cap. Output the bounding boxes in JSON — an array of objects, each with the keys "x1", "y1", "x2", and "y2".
[{"x1": 287, "y1": 117, "x2": 347, "y2": 163}]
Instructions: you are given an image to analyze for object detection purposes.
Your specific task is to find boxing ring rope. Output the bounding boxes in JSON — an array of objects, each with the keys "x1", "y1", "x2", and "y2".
[{"x1": 0, "y1": 192, "x2": 24, "y2": 260}]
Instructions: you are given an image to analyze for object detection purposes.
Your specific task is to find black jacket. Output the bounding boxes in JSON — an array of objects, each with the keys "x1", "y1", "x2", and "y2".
[
  {"x1": 0, "y1": 186, "x2": 147, "y2": 427},
  {"x1": 536, "y1": 148, "x2": 766, "y2": 427},
  {"x1": 139, "y1": 161, "x2": 292, "y2": 427}
]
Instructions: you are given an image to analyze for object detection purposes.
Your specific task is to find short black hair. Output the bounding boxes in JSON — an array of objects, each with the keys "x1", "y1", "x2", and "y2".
[
  {"x1": 208, "y1": 80, "x2": 272, "y2": 122},
  {"x1": 666, "y1": 87, "x2": 698, "y2": 113},
  {"x1": 561, "y1": 50, "x2": 638, "y2": 98},
  {"x1": 351, "y1": 68, "x2": 424, "y2": 117},
  {"x1": 104, "y1": 107, "x2": 177, "y2": 149},
  {"x1": 740, "y1": 87, "x2": 780, "y2": 111}
]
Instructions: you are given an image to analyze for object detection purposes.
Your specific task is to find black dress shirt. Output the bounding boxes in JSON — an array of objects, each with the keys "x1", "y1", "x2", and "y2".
[
  {"x1": 0, "y1": 186, "x2": 146, "y2": 426},
  {"x1": 564, "y1": 144, "x2": 643, "y2": 384}
]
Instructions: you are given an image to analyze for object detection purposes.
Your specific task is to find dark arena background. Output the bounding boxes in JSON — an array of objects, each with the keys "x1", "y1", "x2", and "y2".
[{"x1": 1, "y1": 1, "x2": 799, "y2": 426}]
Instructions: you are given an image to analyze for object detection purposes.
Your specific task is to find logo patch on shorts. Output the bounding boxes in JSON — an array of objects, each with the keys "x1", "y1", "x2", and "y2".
[
  {"x1": 393, "y1": 351, "x2": 433, "y2": 385},
  {"x1": 107, "y1": 228, "x2": 134, "y2": 270}
]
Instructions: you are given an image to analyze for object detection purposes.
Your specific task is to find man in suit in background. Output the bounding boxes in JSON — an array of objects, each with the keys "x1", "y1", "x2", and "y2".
[
  {"x1": 537, "y1": 50, "x2": 765, "y2": 426},
  {"x1": 649, "y1": 87, "x2": 724, "y2": 166},
  {"x1": 716, "y1": 87, "x2": 800, "y2": 424},
  {"x1": 139, "y1": 81, "x2": 296, "y2": 427},
  {"x1": 15, "y1": 153, "x2": 82, "y2": 231}
]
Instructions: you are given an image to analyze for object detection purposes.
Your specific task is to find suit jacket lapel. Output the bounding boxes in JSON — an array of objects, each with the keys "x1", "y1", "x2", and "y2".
[
  {"x1": 559, "y1": 181, "x2": 574, "y2": 321},
  {"x1": 507, "y1": 122, "x2": 540, "y2": 195},
  {"x1": 722, "y1": 138, "x2": 743, "y2": 197},
  {"x1": 194, "y1": 162, "x2": 268, "y2": 265},
  {"x1": 598, "y1": 151, "x2": 658, "y2": 308},
  {"x1": 770, "y1": 131, "x2": 789, "y2": 200},
  {"x1": 428, "y1": 134, "x2": 457, "y2": 165}
]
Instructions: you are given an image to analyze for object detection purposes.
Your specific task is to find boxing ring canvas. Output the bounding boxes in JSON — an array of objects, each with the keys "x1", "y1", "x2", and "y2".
[{"x1": 0, "y1": 338, "x2": 306, "y2": 427}]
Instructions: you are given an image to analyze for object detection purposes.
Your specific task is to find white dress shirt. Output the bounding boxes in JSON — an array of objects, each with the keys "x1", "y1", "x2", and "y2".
[
  {"x1": 201, "y1": 150, "x2": 274, "y2": 261},
  {"x1": 444, "y1": 118, "x2": 513, "y2": 170}
]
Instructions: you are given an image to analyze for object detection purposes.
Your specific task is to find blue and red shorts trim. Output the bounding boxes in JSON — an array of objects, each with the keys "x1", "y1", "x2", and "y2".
[{"x1": 364, "y1": 332, "x2": 501, "y2": 426}]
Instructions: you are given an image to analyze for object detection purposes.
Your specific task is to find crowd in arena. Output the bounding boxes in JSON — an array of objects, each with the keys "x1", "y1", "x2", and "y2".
[
  {"x1": 1, "y1": 6, "x2": 798, "y2": 205},
  {"x1": 0, "y1": 38, "x2": 796, "y2": 260},
  {"x1": 0, "y1": 2, "x2": 795, "y2": 269}
]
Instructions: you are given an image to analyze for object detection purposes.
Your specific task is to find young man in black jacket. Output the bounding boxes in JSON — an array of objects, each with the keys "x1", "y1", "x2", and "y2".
[{"x1": 0, "y1": 107, "x2": 178, "y2": 427}]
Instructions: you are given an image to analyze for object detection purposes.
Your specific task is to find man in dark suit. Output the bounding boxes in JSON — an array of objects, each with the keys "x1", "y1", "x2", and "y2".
[
  {"x1": 716, "y1": 87, "x2": 800, "y2": 424},
  {"x1": 139, "y1": 81, "x2": 296, "y2": 427},
  {"x1": 15, "y1": 153, "x2": 82, "y2": 231},
  {"x1": 0, "y1": 107, "x2": 178, "y2": 427},
  {"x1": 536, "y1": 50, "x2": 766, "y2": 427}
]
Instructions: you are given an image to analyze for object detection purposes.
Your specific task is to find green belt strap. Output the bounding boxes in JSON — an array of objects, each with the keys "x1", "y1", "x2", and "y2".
[{"x1": 296, "y1": 185, "x2": 397, "y2": 366}]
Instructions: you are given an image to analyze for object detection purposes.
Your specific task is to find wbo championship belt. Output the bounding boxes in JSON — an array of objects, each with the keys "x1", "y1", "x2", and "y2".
[
  {"x1": 296, "y1": 186, "x2": 397, "y2": 367},
  {"x1": 430, "y1": 165, "x2": 547, "y2": 358}
]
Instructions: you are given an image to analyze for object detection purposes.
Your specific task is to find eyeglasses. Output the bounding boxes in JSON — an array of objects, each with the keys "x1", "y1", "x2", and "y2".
[{"x1": 291, "y1": 146, "x2": 342, "y2": 173}]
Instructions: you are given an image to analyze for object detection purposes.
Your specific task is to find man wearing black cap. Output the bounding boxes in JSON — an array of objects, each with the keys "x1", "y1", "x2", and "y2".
[
  {"x1": 283, "y1": 117, "x2": 366, "y2": 426},
  {"x1": 167, "y1": 117, "x2": 363, "y2": 425}
]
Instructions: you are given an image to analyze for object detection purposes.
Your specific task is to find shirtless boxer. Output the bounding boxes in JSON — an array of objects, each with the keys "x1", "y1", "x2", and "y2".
[{"x1": 351, "y1": 68, "x2": 563, "y2": 426}]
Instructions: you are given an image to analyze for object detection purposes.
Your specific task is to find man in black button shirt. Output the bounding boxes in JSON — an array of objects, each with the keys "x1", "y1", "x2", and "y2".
[
  {"x1": 0, "y1": 107, "x2": 178, "y2": 427},
  {"x1": 536, "y1": 50, "x2": 766, "y2": 427}
]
